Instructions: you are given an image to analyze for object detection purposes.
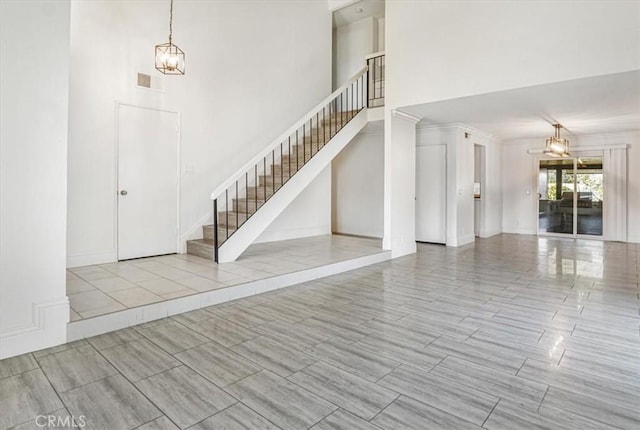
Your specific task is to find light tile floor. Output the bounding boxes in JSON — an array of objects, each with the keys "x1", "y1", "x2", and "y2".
[
  {"x1": 2, "y1": 234, "x2": 639, "y2": 429},
  {"x1": 66, "y1": 235, "x2": 384, "y2": 320}
]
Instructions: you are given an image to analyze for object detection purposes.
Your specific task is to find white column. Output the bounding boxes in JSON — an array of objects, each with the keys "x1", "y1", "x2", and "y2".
[
  {"x1": 383, "y1": 109, "x2": 421, "y2": 257},
  {"x1": 1, "y1": 0, "x2": 70, "y2": 358},
  {"x1": 454, "y1": 129, "x2": 476, "y2": 246}
]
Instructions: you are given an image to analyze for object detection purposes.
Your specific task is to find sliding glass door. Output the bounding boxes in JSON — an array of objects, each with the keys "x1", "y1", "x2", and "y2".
[
  {"x1": 538, "y1": 156, "x2": 603, "y2": 237},
  {"x1": 575, "y1": 158, "x2": 603, "y2": 235}
]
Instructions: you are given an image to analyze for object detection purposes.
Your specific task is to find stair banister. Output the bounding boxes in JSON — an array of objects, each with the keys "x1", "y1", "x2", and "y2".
[
  {"x1": 193, "y1": 65, "x2": 369, "y2": 262},
  {"x1": 366, "y1": 52, "x2": 385, "y2": 107},
  {"x1": 210, "y1": 66, "x2": 368, "y2": 200}
]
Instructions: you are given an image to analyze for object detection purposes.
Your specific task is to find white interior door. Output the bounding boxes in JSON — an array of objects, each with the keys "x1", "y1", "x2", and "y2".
[
  {"x1": 416, "y1": 145, "x2": 447, "y2": 244},
  {"x1": 118, "y1": 105, "x2": 179, "y2": 260}
]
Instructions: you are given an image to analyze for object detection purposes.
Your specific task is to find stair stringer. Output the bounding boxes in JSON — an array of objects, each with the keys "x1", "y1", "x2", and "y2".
[{"x1": 217, "y1": 109, "x2": 369, "y2": 263}]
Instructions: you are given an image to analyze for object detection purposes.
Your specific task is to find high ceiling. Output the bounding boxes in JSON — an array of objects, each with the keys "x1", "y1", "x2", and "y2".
[
  {"x1": 333, "y1": 0, "x2": 385, "y2": 28},
  {"x1": 402, "y1": 70, "x2": 640, "y2": 141}
]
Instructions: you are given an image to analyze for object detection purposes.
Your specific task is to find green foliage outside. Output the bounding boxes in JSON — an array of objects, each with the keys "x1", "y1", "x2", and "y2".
[{"x1": 544, "y1": 170, "x2": 603, "y2": 201}]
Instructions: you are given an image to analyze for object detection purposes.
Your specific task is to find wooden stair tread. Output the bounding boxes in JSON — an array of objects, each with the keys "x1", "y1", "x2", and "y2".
[{"x1": 189, "y1": 238, "x2": 214, "y2": 246}]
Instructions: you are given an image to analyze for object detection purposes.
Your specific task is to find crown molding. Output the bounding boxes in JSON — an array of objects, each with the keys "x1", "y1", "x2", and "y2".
[
  {"x1": 416, "y1": 122, "x2": 496, "y2": 140},
  {"x1": 391, "y1": 109, "x2": 421, "y2": 124},
  {"x1": 416, "y1": 123, "x2": 460, "y2": 132},
  {"x1": 457, "y1": 123, "x2": 496, "y2": 140}
]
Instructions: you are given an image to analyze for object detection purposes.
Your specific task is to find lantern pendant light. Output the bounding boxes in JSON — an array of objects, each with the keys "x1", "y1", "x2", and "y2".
[
  {"x1": 155, "y1": 0, "x2": 185, "y2": 75},
  {"x1": 543, "y1": 123, "x2": 570, "y2": 158}
]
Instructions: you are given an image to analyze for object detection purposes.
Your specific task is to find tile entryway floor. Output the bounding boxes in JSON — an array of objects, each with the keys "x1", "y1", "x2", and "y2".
[
  {"x1": 2, "y1": 234, "x2": 639, "y2": 429},
  {"x1": 67, "y1": 235, "x2": 384, "y2": 320}
]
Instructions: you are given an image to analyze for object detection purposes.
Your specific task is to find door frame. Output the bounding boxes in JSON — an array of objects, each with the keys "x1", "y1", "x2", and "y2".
[
  {"x1": 534, "y1": 152, "x2": 605, "y2": 240},
  {"x1": 114, "y1": 101, "x2": 182, "y2": 260},
  {"x1": 474, "y1": 143, "x2": 487, "y2": 238}
]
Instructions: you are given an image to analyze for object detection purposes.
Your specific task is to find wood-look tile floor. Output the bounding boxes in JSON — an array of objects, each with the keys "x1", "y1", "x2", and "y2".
[
  {"x1": 66, "y1": 235, "x2": 384, "y2": 320},
  {"x1": 2, "y1": 234, "x2": 638, "y2": 429}
]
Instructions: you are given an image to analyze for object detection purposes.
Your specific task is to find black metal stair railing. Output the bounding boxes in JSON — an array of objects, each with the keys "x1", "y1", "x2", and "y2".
[
  {"x1": 210, "y1": 67, "x2": 369, "y2": 262},
  {"x1": 366, "y1": 52, "x2": 385, "y2": 107}
]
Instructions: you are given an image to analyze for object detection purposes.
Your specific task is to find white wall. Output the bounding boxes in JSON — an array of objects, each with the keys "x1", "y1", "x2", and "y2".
[
  {"x1": 377, "y1": 18, "x2": 385, "y2": 51},
  {"x1": 1, "y1": 0, "x2": 70, "y2": 358},
  {"x1": 67, "y1": 0, "x2": 332, "y2": 266},
  {"x1": 332, "y1": 126, "x2": 384, "y2": 237},
  {"x1": 331, "y1": 11, "x2": 386, "y2": 239},
  {"x1": 502, "y1": 132, "x2": 639, "y2": 243},
  {"x1": 333, "y1": 16, "x2": 377, "y2": 89},
  {"x1": 416, "y1": 124, "x2": 502, "y2": 247},
  {"x1": 256, "y1": 166, "x2": 332, "y2": 243},
  {"x1": 502, "y1": 141, "x2": 538, "y2": 235},
  {"x1": 386, "y1": 0, "x2": 640, "y2": 109}
]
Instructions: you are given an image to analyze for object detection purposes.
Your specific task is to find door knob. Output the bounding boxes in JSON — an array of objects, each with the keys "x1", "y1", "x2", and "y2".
[{"x1": 120, "y1": 190, "x2": 128, "y2": 196}]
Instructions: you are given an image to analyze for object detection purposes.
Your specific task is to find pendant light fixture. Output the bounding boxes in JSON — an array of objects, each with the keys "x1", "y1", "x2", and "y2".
[
  {"x1": 543, "y1": 123, "x2": 570, "y2": 158},
  {"x1": 155, "y1": 0, "x2": 185, "y2": 75}
]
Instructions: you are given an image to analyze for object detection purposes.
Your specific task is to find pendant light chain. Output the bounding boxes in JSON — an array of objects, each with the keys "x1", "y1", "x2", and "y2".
[{"x1": 168, "y1": 0, "x2": 174, "y2": 44}]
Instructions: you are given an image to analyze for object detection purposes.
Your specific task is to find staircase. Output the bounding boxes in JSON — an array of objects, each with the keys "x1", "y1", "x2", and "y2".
[{"x1": 187, "y1": 67, "x2": 370, "y2": 262}]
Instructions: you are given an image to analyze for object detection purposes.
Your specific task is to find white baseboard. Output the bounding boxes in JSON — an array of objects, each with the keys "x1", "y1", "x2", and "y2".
[
  {"x1": 447, "y1": 233, "x2": 475, "y2": 247},
  {"x1": 458, "y1": 234, "x2": 476, "y2": 246},
  {"x1": 68, "y1": 250, "x2": 391, "y2": 341},
  {"x1": 502, "y1": 227, "x2": 536, "y2": 235},
  {"x1": 0, "y1": 297, "x2": 69, "y2": 359},
  {"x1": 627, "y1": 234, "x2": 640, "y2": 244},
  {"x1": 480, "y1": 228, "x2": 502, "y2": 239},
  {"x1": 254, "y1": 225, "x2": 331, "y2": 244},
  {"x1": 333, "y1": 232, "x2": 383, "y2": 240},
  {"x1": 67, "y1": 250, "x2": 117, "y2": 268},
  {"x1": 179, "y1": 212, "x2": 212, "y2": 253},
  {"x1": 390, "y1": 242, "x2": 417, "y2": 258}
]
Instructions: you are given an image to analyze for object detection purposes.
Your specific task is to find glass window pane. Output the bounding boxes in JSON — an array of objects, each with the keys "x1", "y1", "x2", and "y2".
[
  {"x1": 576, "y1": 157, "x2": 603, "y2": 235},
  {"x1": 539, "y1": 159, "x2": 574, "y2": 234}
]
